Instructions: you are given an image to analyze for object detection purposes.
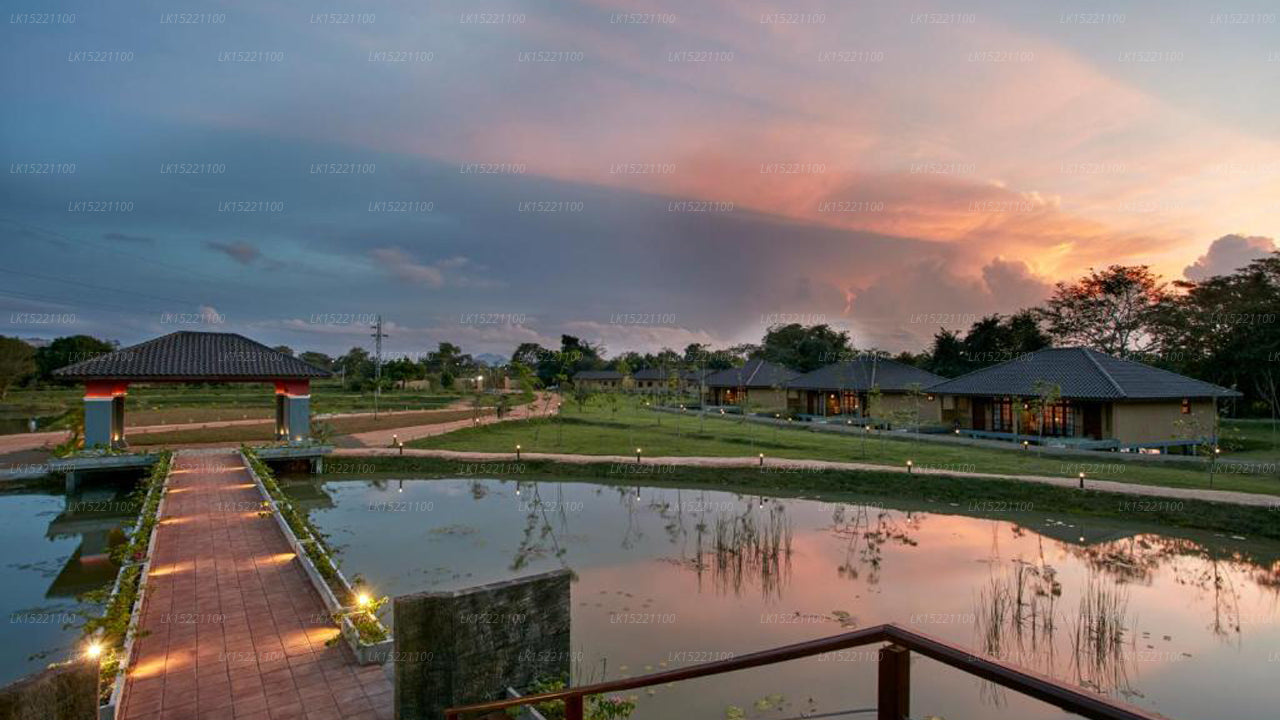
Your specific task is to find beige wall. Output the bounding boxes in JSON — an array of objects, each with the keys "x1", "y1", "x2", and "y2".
[
  {"x1": 1111, "y1": 399, "x2": 1216, "y2": 446},
  {"x1": 746, "y1": 388, "x2": 788, "y2": 411},
  {"x1": 874, "y1": 393, "x2": 942, "y2": 424}
]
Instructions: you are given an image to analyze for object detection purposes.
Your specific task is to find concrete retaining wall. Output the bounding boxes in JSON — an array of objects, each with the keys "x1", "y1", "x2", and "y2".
[{"x1": 393, "y1": 568, "x2": 572, "y2": 719}]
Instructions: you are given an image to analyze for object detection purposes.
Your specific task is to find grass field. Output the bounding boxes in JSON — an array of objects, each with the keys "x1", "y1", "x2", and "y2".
[
  {"x1": 128, "y1": 408, "x2": 486, "y2": 446},
  {"x1": 0, "y1": 380, "x2": 465, "y2": 416},
  {"x1": 1220, "y1": 418, "x2": 1280, "y2": 462},
  {"x1": 411, "y1": 399, "x2": 1280, "y2": 496},
  {"x1": 0, "y1": 381, "x2": 521, "y2": 433}
]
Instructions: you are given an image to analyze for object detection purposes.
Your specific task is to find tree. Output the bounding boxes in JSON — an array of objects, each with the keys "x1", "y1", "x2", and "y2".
[
  {"x1": 298, "y1": 351, "x2": 333, "y2": 371},
  {"x1": 34, "y1": 335, "x2": 115, "y2": 382},
  {"x1": 1028, "y1": 380, "x2": 1062, "y2": 453},
  {"x1": 0, "y1": 337, "x2": 36, "y2": 399},
  {"x1": 336, "y1": 347, "x2": 374, "y2": 388},
  {"x1": 758, "y1": 323, "x2": 852, "y2": 372},
  {"x1": 1036, "y1": 265, "x2": 1167, "y2": 355},
  {"x1": 1150, "y1": 252, "x2": 1278, "y2": 416},
  {"x1": 272, "y1": 345, "x2": 294, "y2": 356}
]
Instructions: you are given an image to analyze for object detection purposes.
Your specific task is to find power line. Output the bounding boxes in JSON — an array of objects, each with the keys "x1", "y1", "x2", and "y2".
[
  {"x1": 0, "y1": 266, "x2": 216, "y2": 308},
  {"x1": 371, "y1": 315, "x2": 388, "y2": 418}
]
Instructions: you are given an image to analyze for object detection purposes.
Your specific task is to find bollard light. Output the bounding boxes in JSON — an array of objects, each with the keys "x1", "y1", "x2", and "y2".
[
  {"x1": 398, "y1": 479, "x2": 403, "y2": 493},
  {"x1": 1022, "y1": 441, "x2": 1029, "y2": 450},
  {"x1": 906, "y1": 460, "x2": 914, "y2": 474},
  {"x1": 392, "y1": 434, "x2": 398, "y2": 447},
  {"x1": 1078, "y1": 472, "x2": 1085, "y2": 489},
  {"x1": 84, "y1": 640, "x2": 103, "y2": 660},
  {"x1": 516, "y1": 444, "x2": 522, "y2": 461},
  {"x1": 759, "y1": 453, "x2": 765, "y2": 467},
  {"x1": 636, "y1": 448, "x2": 642, "y2": 464},
  {"x1": 398, "y1": 441, "x2": 404, "y2": 456}
]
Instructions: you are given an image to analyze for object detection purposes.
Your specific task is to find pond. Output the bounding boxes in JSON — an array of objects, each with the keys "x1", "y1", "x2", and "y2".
[
  {"x1": 284, "y1": 476, "x2": 1280, "y2": 720},
  {"x1": 0, "y1": 481, "x2": 136, "y2": 686}
]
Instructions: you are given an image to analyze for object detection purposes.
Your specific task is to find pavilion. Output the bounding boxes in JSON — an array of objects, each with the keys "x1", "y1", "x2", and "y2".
[{"x1": 53, "y1": 331, "x2": 331, "y2": 449}]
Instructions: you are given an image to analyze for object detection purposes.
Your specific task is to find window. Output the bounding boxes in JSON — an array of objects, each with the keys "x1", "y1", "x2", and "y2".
[
  {"x1": 1042, "y1": 402, "x2": 1075, "y2": 437},
  {"x1": 991, "y1": 398, "x2": 1014, "y2": 431}
]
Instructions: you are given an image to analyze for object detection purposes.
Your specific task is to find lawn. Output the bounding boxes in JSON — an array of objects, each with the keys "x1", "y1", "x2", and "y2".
[
  {"x1": 1220, "y1": 418, "x2": 1280, "y2": 462},
  {"x1": 411, "y1": 398, "x2": 1280, "y2": 496},
  {"x1": 128, "y1": 408, "x2": 486, "y2": 446},
  {"x1": 0, "y1": 380, "x2": 485, "y2": 433}
]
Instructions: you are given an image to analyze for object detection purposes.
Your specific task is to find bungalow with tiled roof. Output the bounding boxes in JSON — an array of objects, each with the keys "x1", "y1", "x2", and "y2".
[
  {"x1": 632, "y1": 367, "x2": 680, "y2": 393},
  {"x1": 786, "y1": 357, "x2": 946, "y2": 424},
  {"x1": 703, "y1": 359, "x2": 799, "y2": 411},
  {"x1": 929, "y1": 347, "x2": 1240, "y2": 450},
  {"x1": 571, "y1": 369, "x2": 626, "y2": 391}
]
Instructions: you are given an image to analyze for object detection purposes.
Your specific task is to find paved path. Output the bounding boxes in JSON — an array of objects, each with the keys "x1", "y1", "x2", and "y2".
[
  {"x1": 334, "y1": 448, "x2": 1280, "y2": 508},
  {"x1": 121, "y1": 449, "x2": 391, "y2": 720},
  {"x1": 347, "y1": 393, "x2": 553, "y2": 448}
]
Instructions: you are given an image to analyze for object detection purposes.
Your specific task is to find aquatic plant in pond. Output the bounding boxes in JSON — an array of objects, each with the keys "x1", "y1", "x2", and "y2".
[{"x1": 709, "y1": 504, "x2": 793, "y2": 598}]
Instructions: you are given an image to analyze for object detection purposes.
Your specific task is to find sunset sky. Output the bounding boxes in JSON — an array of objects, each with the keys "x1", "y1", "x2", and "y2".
[{"x1": 3, "y1": 0, "x2": 1278, "y2": 357}]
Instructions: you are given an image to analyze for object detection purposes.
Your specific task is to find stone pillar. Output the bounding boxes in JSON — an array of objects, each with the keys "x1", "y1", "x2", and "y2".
[
  {"x1": 275, "y1": 392, "x2": 286, "y2": 441},
  {"x1": 111, "y1": 395, "x2": 126, "y2": 448},
  {"x1": 393, "y1": 568, "x2": 572, "y2": 720},
  {"x1": 82, "y1": 399, "x2": 112, "y2": 449},
  {"x1": 276, "y1": 380, "x2": 311, "y2": 444},
  {"x1": 83, "y1": 381, "x2": 127, "y2": 451},
  {"x1": 286, "y1": 395, "x2": 310, "y2": 444}
]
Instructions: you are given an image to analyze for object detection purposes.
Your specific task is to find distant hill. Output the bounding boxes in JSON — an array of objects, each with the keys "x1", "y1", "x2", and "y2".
[{"x1": 474, "y1": 353, "x2": 507, "y2": 367}]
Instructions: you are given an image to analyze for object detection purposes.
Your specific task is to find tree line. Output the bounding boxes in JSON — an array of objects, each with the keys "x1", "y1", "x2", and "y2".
[{"x1": 1, "y1": 252, "x2": 1275, "y2": 415}]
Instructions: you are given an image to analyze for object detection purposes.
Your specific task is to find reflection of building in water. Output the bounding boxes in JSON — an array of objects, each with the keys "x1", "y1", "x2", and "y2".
[{"x1": 44, "y1": 487, "x2": 133, "y2": 598}]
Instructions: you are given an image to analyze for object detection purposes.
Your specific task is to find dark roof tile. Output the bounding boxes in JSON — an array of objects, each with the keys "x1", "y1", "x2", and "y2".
[
  {"x1": 789, "y1": 358, "x2": 945, "y2": 392},
  {"x1": 52, "y1": 331, "x2": 330, "y2": 380},
  {"x1": 929, "y1": 347, "x2": 1240, "y2": 399}
]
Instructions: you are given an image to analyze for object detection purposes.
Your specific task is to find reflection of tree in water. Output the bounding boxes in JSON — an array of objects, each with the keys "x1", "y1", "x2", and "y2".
[
  {"x1": 1063, "y1": 534, "x2": 1256, "y2": 641},
  {"x1": 828, "y1": 504, "x2": 921, "y2": 587},
  {"x1": 509, "y1": 481, "x2": 572, "y2": 574}
]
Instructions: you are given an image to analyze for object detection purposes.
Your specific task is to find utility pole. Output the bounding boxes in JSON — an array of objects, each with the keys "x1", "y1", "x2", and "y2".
[{"x1": 371, "y1": 315, "x2": 388, "y2": 419}]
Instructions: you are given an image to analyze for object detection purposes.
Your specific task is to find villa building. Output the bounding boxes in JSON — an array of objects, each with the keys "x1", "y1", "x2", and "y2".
[
  {"x1": 786, "y1": 357, "x2": 945, "y2": 424},
  {"x1": 571, "y1": 370, "x2": 627, "y2": 391},
  {"x1": 703, "y1": 359, "x2": 798, "y2": 410},
  {"x1": 929, "y1": 347, "x2": 1240, "y2": 450},
  {"x1": 632, "y1": 367, "x2": 678, "y2": 393}
]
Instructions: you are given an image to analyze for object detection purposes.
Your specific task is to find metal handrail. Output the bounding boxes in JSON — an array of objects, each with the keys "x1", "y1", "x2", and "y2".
[{"x1": 444, "y1": 623, "x2": 1169, "y2": 720}]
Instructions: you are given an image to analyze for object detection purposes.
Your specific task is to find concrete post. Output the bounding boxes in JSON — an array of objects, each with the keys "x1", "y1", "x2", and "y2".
[
  {"x1": 83, "y1": 399, "x2": 113, "y2": 450},
  {"x1": 111, "y1": 396, "x2": 125, "y2": 448},
  {"x1": 393, "y1": 568, "x2": 572, "y2": 719},
  {"x1": 275, "y1": 393, "x2": 286, "y2": 440},
  {"x1": 286, "y1": 395, "x2": 310, "y2": 444}
]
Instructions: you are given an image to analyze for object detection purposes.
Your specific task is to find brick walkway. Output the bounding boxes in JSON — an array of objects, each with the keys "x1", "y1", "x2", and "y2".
[{"x1": 120, "y1": 449, "x2": 392, "y2": 720}]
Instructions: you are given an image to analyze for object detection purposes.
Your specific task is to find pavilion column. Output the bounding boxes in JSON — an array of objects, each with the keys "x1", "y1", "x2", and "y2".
[
  {"x1": 279, "y1": 380, "x2": 312, "y2": 444},
  {"x1": 274, "y1": 385, "x2": 287, "y2": 440},
  {"x1": 84, "y1": 381, "x2": 127, "y2": 450}
]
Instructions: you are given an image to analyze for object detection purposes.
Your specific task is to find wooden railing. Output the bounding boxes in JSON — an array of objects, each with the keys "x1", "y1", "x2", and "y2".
[{"x1": 444, "y1": 623, "x2": 1169, "y2": 720}]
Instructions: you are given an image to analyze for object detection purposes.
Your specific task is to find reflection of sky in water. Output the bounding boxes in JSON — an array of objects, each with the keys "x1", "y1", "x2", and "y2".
[
  {"x1": 0, "y1": 491, "x2": 128, "y2": 685},
  {"x1": 290, "y1": 477, "x2": 1280, "y2": 720}
]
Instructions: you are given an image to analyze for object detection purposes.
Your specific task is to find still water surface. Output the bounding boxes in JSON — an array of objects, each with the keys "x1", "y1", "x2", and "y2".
[
  {"x1": 285, "y1": 476, "x2": 1280, "y2": 720},
  {"x1": 0, "y1": 483, "x2": 134, "y2": 685}
]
